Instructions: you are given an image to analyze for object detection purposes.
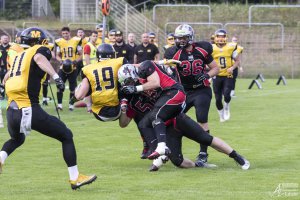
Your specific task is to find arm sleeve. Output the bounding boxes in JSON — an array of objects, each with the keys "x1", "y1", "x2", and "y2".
[
  {"x1": 36, "y1": 46, "x2": 52, "y2": 60},
  {"x1": 203, "y1": 42, "x2": 214, "y2": 64}
]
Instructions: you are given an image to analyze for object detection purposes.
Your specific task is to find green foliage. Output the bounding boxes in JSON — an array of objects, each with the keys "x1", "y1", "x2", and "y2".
[
  {"x1": 49, "y1": 0, "x2": 60, "y2": 16},
  {"x1": 0, "y1": 79, "x2": 299, "y2": 199}
]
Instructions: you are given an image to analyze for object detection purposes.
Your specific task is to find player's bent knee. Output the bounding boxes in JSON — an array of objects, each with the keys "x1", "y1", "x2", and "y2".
[{"x1": 169, "y1": 154, "x2": 184, "y2": 167}]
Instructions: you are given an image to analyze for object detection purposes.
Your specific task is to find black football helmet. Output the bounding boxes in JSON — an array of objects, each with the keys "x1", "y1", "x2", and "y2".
[
  {"x1": 96, "y1": 44, "x2": 116, "y2": 61},
  {"x1": 20, "y1": 27, "x2": 47, "y2": 47},
  {"x1": 62, "y1": 59, "x2": 73, "y2": 74}
]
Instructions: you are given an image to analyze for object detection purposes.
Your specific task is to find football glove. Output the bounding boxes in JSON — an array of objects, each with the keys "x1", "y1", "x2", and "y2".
[
  {"x1": 195, "y1": 73, "x2": 210, "y2": 84},
  {"x1": 121, "y1": 86, "x2": 138, "y2": 94},
  {"x1": 157, "y1": 59, "x2": 181, "y2": 66},
  {"x1": 72, "y1": 60, "x2": 78, "y2": 66},
  {"x1": 0, "y1": 84, "x2": 5, "y2": 98},
  {"x1": 54, "y1": 77, "x2": 65, "y2": 91}
]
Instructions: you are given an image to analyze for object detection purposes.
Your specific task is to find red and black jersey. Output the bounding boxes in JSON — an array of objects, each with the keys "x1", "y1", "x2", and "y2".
[
  {"x1": 138, "y1": 60, "x2": 184, "y2": 92},
  {"x1": 164, "y1": 41, "x2": 214, "y2": 89}
]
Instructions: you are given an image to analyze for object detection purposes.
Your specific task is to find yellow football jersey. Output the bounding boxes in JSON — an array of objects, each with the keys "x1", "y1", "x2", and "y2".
[
  {"x1": 236, "y1": 45, "x2": 243, "y2": 55},
  {"x1": 5, "y1": 45, "x2": 50, "y2": 108},
  {"x1": 212, "y1": 42, "x2": 237, "y2": 77},
  {"x1": 55, "y1": 37, "x2": 82, "y2": 61},
  {"x1": 82, "y1": 57, "x2": 125, "y2": 114},
  {"x1": 7, "y1": 43, "x2": 24, "y2": 69},
  {"x1": 95, "y1": 37, "x2": 111, "y2": 46},
  {"x1": 76, "y1": 37, "x2": 89, "y2": 60}
]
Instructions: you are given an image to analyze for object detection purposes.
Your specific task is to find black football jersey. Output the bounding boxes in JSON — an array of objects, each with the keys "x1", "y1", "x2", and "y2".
[{"x1": 164, "y1": 41, "x2": 214, "y2": 89}]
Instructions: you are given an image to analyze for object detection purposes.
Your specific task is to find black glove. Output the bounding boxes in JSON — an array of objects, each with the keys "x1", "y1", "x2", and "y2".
[
  {"x1": 195, "y1": 73, "x2": 210, "y2": 83},
  {"x1": 121, "y1": 86, "x2": 137, "y2": 94},
  {"x1": 54, "y1": 77, "x2": 65, "y2": 91},
  {"x1": 0, "y1": 84, "x2": 5, "y2": 98},
  {"x1": 72, "y1": 60, "x2": 78, "y2": 66}
]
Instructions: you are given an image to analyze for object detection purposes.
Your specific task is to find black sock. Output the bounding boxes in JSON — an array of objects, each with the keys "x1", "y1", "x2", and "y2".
[
  {"x1": 57, "y1": 92, "x2": 63, "y2": 104},
  {"x1": 200, "y1": 130, "x2": 209, "y2": 153},
  {"x1": 229, "y1": 150, "x2": 237, "y2": 158}
]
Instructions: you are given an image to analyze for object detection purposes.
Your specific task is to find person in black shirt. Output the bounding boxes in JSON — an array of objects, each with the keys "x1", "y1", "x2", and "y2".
[
  {"x1": 113, "y1": 30, "x2": 134, "y2": 63},
  {"x1": 134, "y1": 33, "x2": 159, "y2": 64}
]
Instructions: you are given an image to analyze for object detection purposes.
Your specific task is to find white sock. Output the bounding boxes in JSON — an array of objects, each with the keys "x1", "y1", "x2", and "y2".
[
  {"x1": 58, "y1": 104, "x2": 62, "y2": 108},
  {"x1": 157, "y1": 142, "x2": 166, "y2": 149},
  {"x1": 224, "y1": 102, "x2": 230, "y2": 109},
  {"x1": 0, "y1": 151, "x2": 8, "y2": 164},
  {"x1": 68, "y1": 165, "x2": 79, "y2": 181},
  {"x1": 153, "y1": 157, "x2": 163, "y2": 168},
  {"x1": 43, "y1": 97, "x2": 47, "y2": 101}
]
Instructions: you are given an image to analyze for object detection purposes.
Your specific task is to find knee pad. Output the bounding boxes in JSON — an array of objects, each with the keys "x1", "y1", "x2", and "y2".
[{"x1": 169, "y1": 153, "x2": 184, "y2": 167}]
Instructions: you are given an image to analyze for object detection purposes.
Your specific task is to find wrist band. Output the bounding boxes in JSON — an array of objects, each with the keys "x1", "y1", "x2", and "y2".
[
  {"x1": 52, "y1": 73, "x2": 59, "y2": 80},
  {"x1": 136, "y1": 85, "x2": 143, "y2": 92}
]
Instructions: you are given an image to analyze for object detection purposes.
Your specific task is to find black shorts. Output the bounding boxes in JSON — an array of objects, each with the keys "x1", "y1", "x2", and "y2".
[
  {"x1": 184, "y1": 86, "x2": 212, "y2": 123},
  {"x1": 93, "y1": 105, "x2": 121, "y2": 122},
  {"x1": 6, "y1": 104, "x2": 73, "y2": 142},
  {"x1": 212, "y1": 76, "x2": 234, "y2": 99}
]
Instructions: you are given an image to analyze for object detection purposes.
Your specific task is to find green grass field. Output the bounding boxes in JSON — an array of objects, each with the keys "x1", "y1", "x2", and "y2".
[{"x1": 0, "y1": 79, "x2": 299, "y2": 200}]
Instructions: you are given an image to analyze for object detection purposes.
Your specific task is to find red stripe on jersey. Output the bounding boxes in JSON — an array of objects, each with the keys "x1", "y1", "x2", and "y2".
[
  {"x1": 172, "y1": 49, "x2": 182, "y2": 60},
  {"x1": 151, "y1": 62, "x2": 177, "y2": 89},
  {"x1": 166, "y1": 90, "x2": 186, "y2": 105},
  {"x1": 195, "y1": 47, "x2": 208, "y2": 58}
]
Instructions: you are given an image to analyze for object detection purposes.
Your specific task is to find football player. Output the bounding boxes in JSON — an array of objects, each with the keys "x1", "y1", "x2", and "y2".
[
  {"x1": 75, "y1": 28, "x2": 89, "y2": 77},
  {"x1": 55, "y1": 26, "x2": 82, "y2": 111},
  {"x1": 95, "y1": 24, "x2": 110, "y2": 46},
  {"x1": 121, "y1": 60, "x2": 186, "y2": 160},
  {"x1": 0, "y1": 27, "x2": 96, "y2": 190},
  {"x1": 164, "y1": 24, "x2": 220, "y2": 167},
  {"x1": 108, "y1": 29, "x2": 116, "y2": 45},
  {"x1": 212, "y1": 29, "x2": 241, "y2": 122},
  {"x1": 163, "y1": 33, "x2": 175, "y2": 52},
  {"x1": 230, "y1": 36, "x2": 244, "y2": 97},
  {"x1": 73, "y1": 43, "x2": 127, "y2": 121},
  {"x1": 118, "y1": 64, "x2": 250, "y2": 171}
]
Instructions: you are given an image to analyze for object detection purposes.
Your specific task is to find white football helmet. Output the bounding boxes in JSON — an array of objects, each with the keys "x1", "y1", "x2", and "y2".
[
  {"x1": 118, "y1": 64, "x2": 139, "y2": 86},
  {"x1": 174, "y1": 24, "x2": 194, "y2": 48}
]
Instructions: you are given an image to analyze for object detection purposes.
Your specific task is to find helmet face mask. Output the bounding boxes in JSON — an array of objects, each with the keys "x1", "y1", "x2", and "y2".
[
  {"x1": 174, "y1": 24, "x2": 194, "y2": 48},
  {"x1": 96, "y1": 44, "x2": 116, "y2": 61},
  {"x1": 20, "y1": 27, "x2": 47, "y2": 47},
  {"x1": 214, "y1": 29, "x2": 228, "y2": 45}
]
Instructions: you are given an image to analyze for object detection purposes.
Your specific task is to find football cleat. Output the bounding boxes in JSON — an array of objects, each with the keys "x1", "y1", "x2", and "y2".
[
  {"x1": 196, "y1": 152, "x2": 208, "y2": 164},
  {"x1": 42, "y1": 100, "x2": 48, "y2": 106},
  {"x1": 149, "y1": 155, "x2": 169, "y2": 172},
  {"x1": 148, "y1": 147, "x2": 171, "y2": 160},
  {"x1": 69, "y1": 104, "x2": 74, "y2": 111},
  {"x1": 234, "y1": 154, "x2": 250, "y2": 170},
  {"x1": 69, "y1": 174, "x2": 97, "y2": 190},
  {"x1": 140, "y1": 148, "x2": 150, "y2": 159},
  {"x1": 218, "y1": 109, "x2": 225, "y2": 122},
  {"x1": 224, "y1": 103, "x2": 230, "y2": 121},
  {"x1": 57, "y1": 105, "x2": 63, "y2": 111}
]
